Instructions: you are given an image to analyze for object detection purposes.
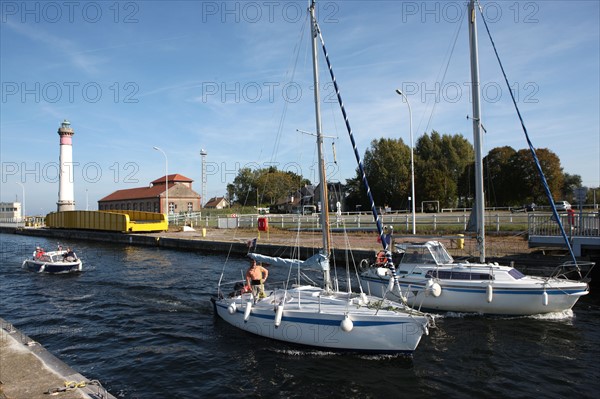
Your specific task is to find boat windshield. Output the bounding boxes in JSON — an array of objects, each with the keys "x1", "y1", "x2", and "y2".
[
  {"x1": 401, "y1": 248, "x2": 437, "y2": 264},
  {"x1": 428, "y1": 242, "x2": 454, "y2": 264}
]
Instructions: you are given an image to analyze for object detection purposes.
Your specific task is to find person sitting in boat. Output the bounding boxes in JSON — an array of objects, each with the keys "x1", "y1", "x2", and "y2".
[
  {"x1": 246, "y1": 260, "x2": 268, "y2": 299},
  {"x1": 62, "y1": 247, "x2": 77, "y2": 262},
  {"x1": 35, "y1": 247, "x2": 45, "y2": 259}
]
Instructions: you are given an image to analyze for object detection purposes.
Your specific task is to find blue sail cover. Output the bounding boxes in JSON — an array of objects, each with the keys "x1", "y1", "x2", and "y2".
[{"x1": 248, "y1": 252, "x2": 329, "y2": 271}]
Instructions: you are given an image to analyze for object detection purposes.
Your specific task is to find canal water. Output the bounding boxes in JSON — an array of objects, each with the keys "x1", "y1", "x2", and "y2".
[{"x1": 1, "y1": 233, "x2": 598, "y2": 398}]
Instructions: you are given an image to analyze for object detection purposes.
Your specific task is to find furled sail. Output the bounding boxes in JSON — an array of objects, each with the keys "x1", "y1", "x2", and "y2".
[{"x1": 248, "y1": 252, "x2": 329, "y2": 271}]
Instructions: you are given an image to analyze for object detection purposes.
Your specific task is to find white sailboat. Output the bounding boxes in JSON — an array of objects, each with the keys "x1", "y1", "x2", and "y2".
[
  {"x1": 359, "y1": 0, "x2": 592, "y2": 316},
  {"x1": 213, "y1": 1, "x2": 430, "y2": 354}
]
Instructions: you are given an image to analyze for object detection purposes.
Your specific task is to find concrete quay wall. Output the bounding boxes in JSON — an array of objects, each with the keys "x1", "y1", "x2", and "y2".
[
  {"x1": 0, "y1": 317, "x2": 116, "y2": 399},
  {"x1": 4, "y1": 227, "x2": 375, "y2": 265},
  {"x1": 3, "y1": 226, "x2": 588, "y2": 277}
]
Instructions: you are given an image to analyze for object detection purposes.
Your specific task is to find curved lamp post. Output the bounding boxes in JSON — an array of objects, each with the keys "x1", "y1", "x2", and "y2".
[{"x1": 395, "y1": 89, "x2": 416, "y2": 235}]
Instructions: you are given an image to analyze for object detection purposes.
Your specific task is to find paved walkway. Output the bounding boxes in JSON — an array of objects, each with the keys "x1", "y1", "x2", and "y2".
[
  {"x1": 147, "y1": 227, "x2": 533, "y2": 258},
  {"x1": 0, "y1": 319, "x2": 114, "y2": 399}
]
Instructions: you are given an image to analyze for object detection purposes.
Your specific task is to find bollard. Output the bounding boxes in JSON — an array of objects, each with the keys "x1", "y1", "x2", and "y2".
[
  {"x1": 202, "y1": 228, "x2": 207, "y2": 237},
  {"x1": 457, "y1": 234, "x2": 464, "y2": 249}
]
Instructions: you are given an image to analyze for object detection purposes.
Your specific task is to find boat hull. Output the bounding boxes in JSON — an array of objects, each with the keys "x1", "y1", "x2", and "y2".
[
  {"x1": 22, "y1": 259, "x2": 82, "y2": 274},
  {"x1": 214, "y1": 287, "x2": 429, "y2": 354},
  {"x1": 362, "y1": 275, "x2": 587, "y2": 315}
]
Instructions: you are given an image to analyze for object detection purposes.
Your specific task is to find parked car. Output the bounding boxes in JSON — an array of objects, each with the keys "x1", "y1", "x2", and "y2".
[
  {"x1": 510, "y1": 203, "x2": 536, "y2": 213},
  {"x1": 554, "y1": 201, "x2": 571, "y2": 211}
]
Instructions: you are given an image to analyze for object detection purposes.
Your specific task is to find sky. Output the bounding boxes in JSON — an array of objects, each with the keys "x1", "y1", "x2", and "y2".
[{"x1": 1, "y1": 0, "x2": 599, "y2": 215}]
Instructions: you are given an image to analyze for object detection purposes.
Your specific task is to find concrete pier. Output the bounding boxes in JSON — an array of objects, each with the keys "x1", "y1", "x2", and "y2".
[{"x1": 0, "y1": 318, "x2": 115, "y2": 399}]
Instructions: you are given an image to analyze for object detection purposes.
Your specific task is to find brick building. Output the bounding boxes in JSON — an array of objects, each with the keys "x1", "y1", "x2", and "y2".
[{"x1": 98, "y1": 174, "x2": 201, "y2": 214}]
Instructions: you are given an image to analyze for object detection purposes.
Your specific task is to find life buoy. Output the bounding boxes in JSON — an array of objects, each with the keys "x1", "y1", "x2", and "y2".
[
  {"x1": 257, "y1": 217, "x2": 268, "y2": 231},
  {"x1": 375, "y1": 251, "x2": 387, "y2": 266},
  {"x1": 359, "y1": 259, "x2": 370, "y2": 272}
]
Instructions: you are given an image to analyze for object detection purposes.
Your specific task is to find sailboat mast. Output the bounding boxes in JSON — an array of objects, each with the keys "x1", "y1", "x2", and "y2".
[
  {"x1": 309, "y1": 1, "x2": 332, "y2": 290},
  {"x1": 468, "y1": 0, "x2": 486, "y2": 262}
]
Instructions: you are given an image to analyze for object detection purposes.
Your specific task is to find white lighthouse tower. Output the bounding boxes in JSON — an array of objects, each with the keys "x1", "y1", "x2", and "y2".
[{"x1": 57, "y1": 119, "x2": 76, "y2": 212}]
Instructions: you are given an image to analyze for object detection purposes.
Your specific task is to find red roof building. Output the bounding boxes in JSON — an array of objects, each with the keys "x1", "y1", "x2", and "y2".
[
  {"x1": 204, "y1": 196, "x2": 229, "y2": 209},
  {"x1": 98, "y1": 174, "x2": 201, "y2": 214}
]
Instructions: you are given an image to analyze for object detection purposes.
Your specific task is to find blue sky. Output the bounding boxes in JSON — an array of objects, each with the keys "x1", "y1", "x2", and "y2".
[{"x1": 1, "y1": 0, "x2": 599, "y2": 215}]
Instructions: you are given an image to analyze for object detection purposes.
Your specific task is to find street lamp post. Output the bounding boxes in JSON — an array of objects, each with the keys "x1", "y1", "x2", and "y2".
[
  {"x1": 200, "y1": 149, "x2": 207, "y2": 209},
  {"x1": 16, "y1": 182, "x2": 25, "y2": 223},
  {"x1": 153, "y1": 146, "x2": 169, "y2": 226},
  {"x1": 395, "y1": 89, "x2": 416, "y2": 235}
]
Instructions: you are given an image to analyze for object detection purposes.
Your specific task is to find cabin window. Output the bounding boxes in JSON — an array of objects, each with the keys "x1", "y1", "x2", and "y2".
[{"x1": 425, "y1": 270, "x2": 493, "y2": 280}]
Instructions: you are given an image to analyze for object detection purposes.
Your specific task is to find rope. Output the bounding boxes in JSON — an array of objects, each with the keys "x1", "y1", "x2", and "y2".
[{"x1": 476, "y1": 2, "x2": 578, "y2": 268}]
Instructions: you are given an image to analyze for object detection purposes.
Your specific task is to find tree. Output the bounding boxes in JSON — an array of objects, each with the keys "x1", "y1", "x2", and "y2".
[
  {"x1": 561, "y1": 173, "x2": 582, "y2": 200},
  {"x1": 361, "y1": 138, "x2": 412, "y2": 210},
  {"x1": 510, "y1": 148, "x2": 564, "y2": 203},
  {"x1": 483, "y1": 146, "x2": 518, "y2": 206},
  {"x1": 415, "y1": 131, "x2": 473, "y2": 208},
  {"x1": 229, "y1": 166, "x2": 309, "y2": 206},
  {"x1": 230, "y1": 168, "x2": 259, "y2": 205},
  {"x1": 256, "y1": 168, "x2": 308, "y2": 205}
]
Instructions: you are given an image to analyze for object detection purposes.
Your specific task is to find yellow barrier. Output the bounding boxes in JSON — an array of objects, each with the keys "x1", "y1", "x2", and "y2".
[{"x1": 45, "y1": 211, "x2": 168, "y2": 233}]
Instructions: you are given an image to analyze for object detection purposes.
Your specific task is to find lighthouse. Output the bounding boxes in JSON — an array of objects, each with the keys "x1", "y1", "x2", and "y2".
[{"x1": 57, "y1": 119, "x2": 76, "y2": 212}]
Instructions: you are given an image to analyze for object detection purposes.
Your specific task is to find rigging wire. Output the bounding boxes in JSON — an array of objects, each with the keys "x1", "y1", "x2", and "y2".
[
  {"x1": 416, "y1": 5, "x2": 466, "y2": 137},
  {"x1": 475, "y1": 2, "x2": 578, "y2": 268},
  {"x1": 270, "y1": 12, "x2": 309, "y2": 165}
]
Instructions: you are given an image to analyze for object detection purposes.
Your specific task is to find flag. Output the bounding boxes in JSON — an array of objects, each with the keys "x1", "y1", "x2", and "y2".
[{"x1": 247, "y1": 238, "x2": 257, "y2": 252}]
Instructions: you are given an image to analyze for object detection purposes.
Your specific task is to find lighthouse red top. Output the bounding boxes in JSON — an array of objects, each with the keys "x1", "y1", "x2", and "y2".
[{"x1": 58, "y1": 119, "x2": 74, "y2": 145}]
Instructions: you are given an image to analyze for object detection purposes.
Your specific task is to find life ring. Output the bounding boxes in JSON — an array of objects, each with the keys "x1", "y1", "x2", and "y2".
[
  {"x1": 359, "y1": 259, "x2": 370, "y2": 272},
  {"x1": 375, "y1": 251, "x2": 387, "y2": 266}
]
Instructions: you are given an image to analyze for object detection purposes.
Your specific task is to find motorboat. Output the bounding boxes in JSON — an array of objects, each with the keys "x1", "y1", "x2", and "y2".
[
  {"x1": 360, "y1": 0, "x2": 592, "y2": 315},
  {"x1": 359, "y1": 241, "x2": 590, "y2": 315},
  {"x1": 22, "y1": 248, "x2": 82, "y2": 274}
]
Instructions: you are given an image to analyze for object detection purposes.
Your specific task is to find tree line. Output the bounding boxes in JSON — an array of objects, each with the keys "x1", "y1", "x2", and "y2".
[
  {"x1": 226, "y1": 131, "x2": 586, "y2": 211},
  {"x1": 345, "y1": 131, "x2": 582, "y2": 211}
]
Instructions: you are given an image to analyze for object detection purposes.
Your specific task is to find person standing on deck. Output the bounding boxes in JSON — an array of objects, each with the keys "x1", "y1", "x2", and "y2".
[{"x1": 246, "y1": 260, "x2": 268, "y2": 299}]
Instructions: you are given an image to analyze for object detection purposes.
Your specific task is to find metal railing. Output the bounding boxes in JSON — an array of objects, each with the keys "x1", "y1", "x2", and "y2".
[
  {"x1": 176, "y1": 211, "x2": 535, "y2": 233},
  {"x1": 528, "y1": 213, "x2": 600, "y2": 237}
]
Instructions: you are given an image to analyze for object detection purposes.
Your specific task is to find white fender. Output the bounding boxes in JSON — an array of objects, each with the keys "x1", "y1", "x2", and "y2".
[
  {"x1": 425, "y1": 279, "x2": 442, "y2": 297},
  {"x1": 431, "y1": 282, "x2": 442, "y2": 297},
  {"x1": 388, "y1": 277, "x2": 395, "y2": 292},
  {"x1": 542, "y1": 291, "x2": 549, "y2": 306},
  {"x1": 227, "y1": 302, "x2": 237, "y2": 315},
  {"x1": 243, "y1": 301, "x2": 252, "y2": 322},
  {"x1": 274, "y1": 304, "x2": 284, "y2": 327},
  {"x1": 340, "y1": 316, "x2": 353, "y2": 332},
  {"x1": 486, "y1": 284, "x2": 493, "y2": 303}
]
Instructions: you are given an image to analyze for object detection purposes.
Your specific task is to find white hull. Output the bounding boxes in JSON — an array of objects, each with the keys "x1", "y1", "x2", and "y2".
[
  {"x1": 362, "y1": 267, "x2": 588, "y2": 315},
  {"x1": 22, "y1": 250, "x2": 82, "y2": 274},
  {"x1": 214, "y1": 286, "x2": 429, "y2": 353}
]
